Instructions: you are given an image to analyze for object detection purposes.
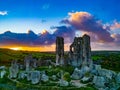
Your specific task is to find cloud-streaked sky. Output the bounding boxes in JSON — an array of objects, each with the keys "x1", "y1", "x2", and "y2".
[{"x1": 0, "y1": 0, "x2": 120, "y2": 51}]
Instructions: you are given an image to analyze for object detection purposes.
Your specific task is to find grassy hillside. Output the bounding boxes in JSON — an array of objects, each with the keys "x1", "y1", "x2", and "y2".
[
  {"x1": 0, "y1": 48, "x2": 120, "y2": 72},
  {"x1": 92, "y1": 51, "x2": 120, "y2": 72},
  {"x1": 0, "y1": 48, "x2": 55, "y2": 66}
]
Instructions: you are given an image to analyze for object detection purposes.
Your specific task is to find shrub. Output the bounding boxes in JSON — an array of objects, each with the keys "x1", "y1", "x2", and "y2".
[{"x1": 63, "y1": 72, "x2": 71, "y2": 82}]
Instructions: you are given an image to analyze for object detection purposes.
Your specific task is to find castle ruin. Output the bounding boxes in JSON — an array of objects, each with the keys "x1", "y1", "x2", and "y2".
[{"x1": 56, "y1": 34, "x2": 92, "y2": 67}]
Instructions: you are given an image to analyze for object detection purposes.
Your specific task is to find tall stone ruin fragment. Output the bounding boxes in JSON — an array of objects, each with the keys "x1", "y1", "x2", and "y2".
[
  {"x1": 56, "y1": 37, "x2": 64, "y2": 66},
  {"x1": 9, "y1": 60, "x2": 19, "y2": 78},
  {"x1": 69, "y1": 37, "x2": 83, "y2": 67},
  {"x1": 24, "y1": 55, "x2": 31, "y2": 71},
  {"x1": 24, "y1": 54, "x2": 37, "y2": 71},
  {"x1": 69, "y1": 34, "x2": 92, "y2": 67},
  {"x1": 82, "y1": 34, "x2": 91, "y2": 66}
]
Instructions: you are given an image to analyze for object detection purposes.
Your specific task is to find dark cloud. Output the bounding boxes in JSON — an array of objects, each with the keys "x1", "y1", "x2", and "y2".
[
  {"x1": 0, "y1": 26, "x2": 74, "y2": 46},
  {"x1": 34, "y1": 30, "x2": 56, "y2": 45},
  {"x1": 61, "y1": 12, "x2": 114, "y2": 42},
  {"x1": 111, "y1": 33, "x2": 120, "y2": 45},
  {"x1": 0, "y1": 30, "x2": 38, "y2": 46},
  {"x1": 53, "y1": 26, "x2": 75, "y2": 43}
]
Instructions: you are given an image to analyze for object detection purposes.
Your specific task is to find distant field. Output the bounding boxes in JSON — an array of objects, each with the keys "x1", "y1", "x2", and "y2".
[
  {"x1": 0, "y1": 48, "x2": 120, "y2": 72},
  {"x1": 0, "y1": 48, "x2": 56, "y2": 66},
  {"x1": 91, "y1": 51, "x2": 120, "y2": 72}
]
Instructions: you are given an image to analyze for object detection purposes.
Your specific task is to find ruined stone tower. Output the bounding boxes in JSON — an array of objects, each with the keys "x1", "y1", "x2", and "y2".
[
  {"x1": 56, "y1": 37, "x2": 64, "y2": 66},
  {"x1": 69, "y1": 34, "x2": 92, "y2": 67},
  {"x1": 82, "y1": 34, "x2": 91, "y2": 66},
  {"x1": 69, "y1": 37, "x2": 83, "y2": 67}
]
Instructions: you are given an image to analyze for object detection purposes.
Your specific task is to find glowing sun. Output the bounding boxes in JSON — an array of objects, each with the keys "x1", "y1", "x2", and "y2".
[{"x1": 10, "y1": 47, "x2": 21, "y2": 51}]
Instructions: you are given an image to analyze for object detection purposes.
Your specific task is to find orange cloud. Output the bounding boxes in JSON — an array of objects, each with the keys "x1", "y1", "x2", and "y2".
[
  {"x1": 41, "y1": 29, "x2": 48, "y2": 34},
  {"x1": 61, "y1": 11, "x2": 114, "y2": 43},
  {"x1": 111, "y1": 21, "x2": 120, "y2": 30},
  {"x1": 68, "y1": 12, "x2": 92, "y2": 23}
]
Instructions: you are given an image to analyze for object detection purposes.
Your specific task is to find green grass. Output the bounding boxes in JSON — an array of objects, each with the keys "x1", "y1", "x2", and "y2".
[
  {"x1": 0, "y1": 48, "x2": 55, "y2": 66},
  {"x1": 0, "y1": 49, "x2": 120, "y2": 90},
  {"x1": 1, "y1": 48, "x2": 120, "y2": 72}
]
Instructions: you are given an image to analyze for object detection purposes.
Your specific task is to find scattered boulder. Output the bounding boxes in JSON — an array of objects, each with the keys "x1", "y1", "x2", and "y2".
[
  {"x1": 52, "y1": 75, "x2": 57, "y2": 81},
  {"x1": 0, "y1": 66, "x2": 6, "y2": 70},
  {"x1": 27, "y1": 71, "x2": 31, "y2": 81},
  {"x1": 81, "y1": 76, "x2": 91, "y2": 83},
  {"x1": 71, "y1": 68, "x2": 83, "y2": 79},
  {"x1": 98, "y1": 69, "x2": 116, "y2": 80},
  {"x1": 91, "y1": 64, "x2": 101, "y2": 75},
  {"x1": 70, "y1": 80, "x2": 86, "y2": 88},
  {"x1": 0, "y1": 70, "x2": 6, "y2": 78},
  {"x1": 81, "y1": 66, "x2": 90, "y2": 74},
  {"x1": 93, "y1": 76, "x2": 106, "y2": 88},
  {"x1": 116, "y1": 72, "x2": 120, "y2": 84},
  {"x1": 18, "y1": 71, "x2": 26, "y2": 79},
  {"x1": 94, "y1": 65, "x2": 101, "y2": 70},
  {"x1": 31, "y1": 71, "x2": 40, "y2": 84},
  {"x1": 41, "y1": 71, "x2": 49, "y2": 82},
  {"x1": 59, "y1": 79, "x2": 69, "y2": 86}
]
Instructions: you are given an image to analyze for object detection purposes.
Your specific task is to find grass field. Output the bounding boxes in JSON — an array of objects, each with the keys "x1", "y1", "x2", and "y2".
[
  {"x1": 0, "y1": 48, "x2": 120, "y2": 90},
  {"x1": 0, "y1": 48, "x2": 120, "y2": 72}
]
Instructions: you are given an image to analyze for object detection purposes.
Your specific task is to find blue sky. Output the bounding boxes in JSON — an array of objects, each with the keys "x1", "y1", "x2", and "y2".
[
  {"x1": 0, "y1": 0, "x2": 120, "y2": 33},
  {"x1": 0, "y1": 0, "x2": 120, "y2": 51}
]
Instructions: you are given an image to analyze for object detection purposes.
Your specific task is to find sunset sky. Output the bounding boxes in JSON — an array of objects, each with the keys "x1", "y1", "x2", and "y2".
[{"x1": 0, "y1": 0, "x2": 120, "y2": 51}]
